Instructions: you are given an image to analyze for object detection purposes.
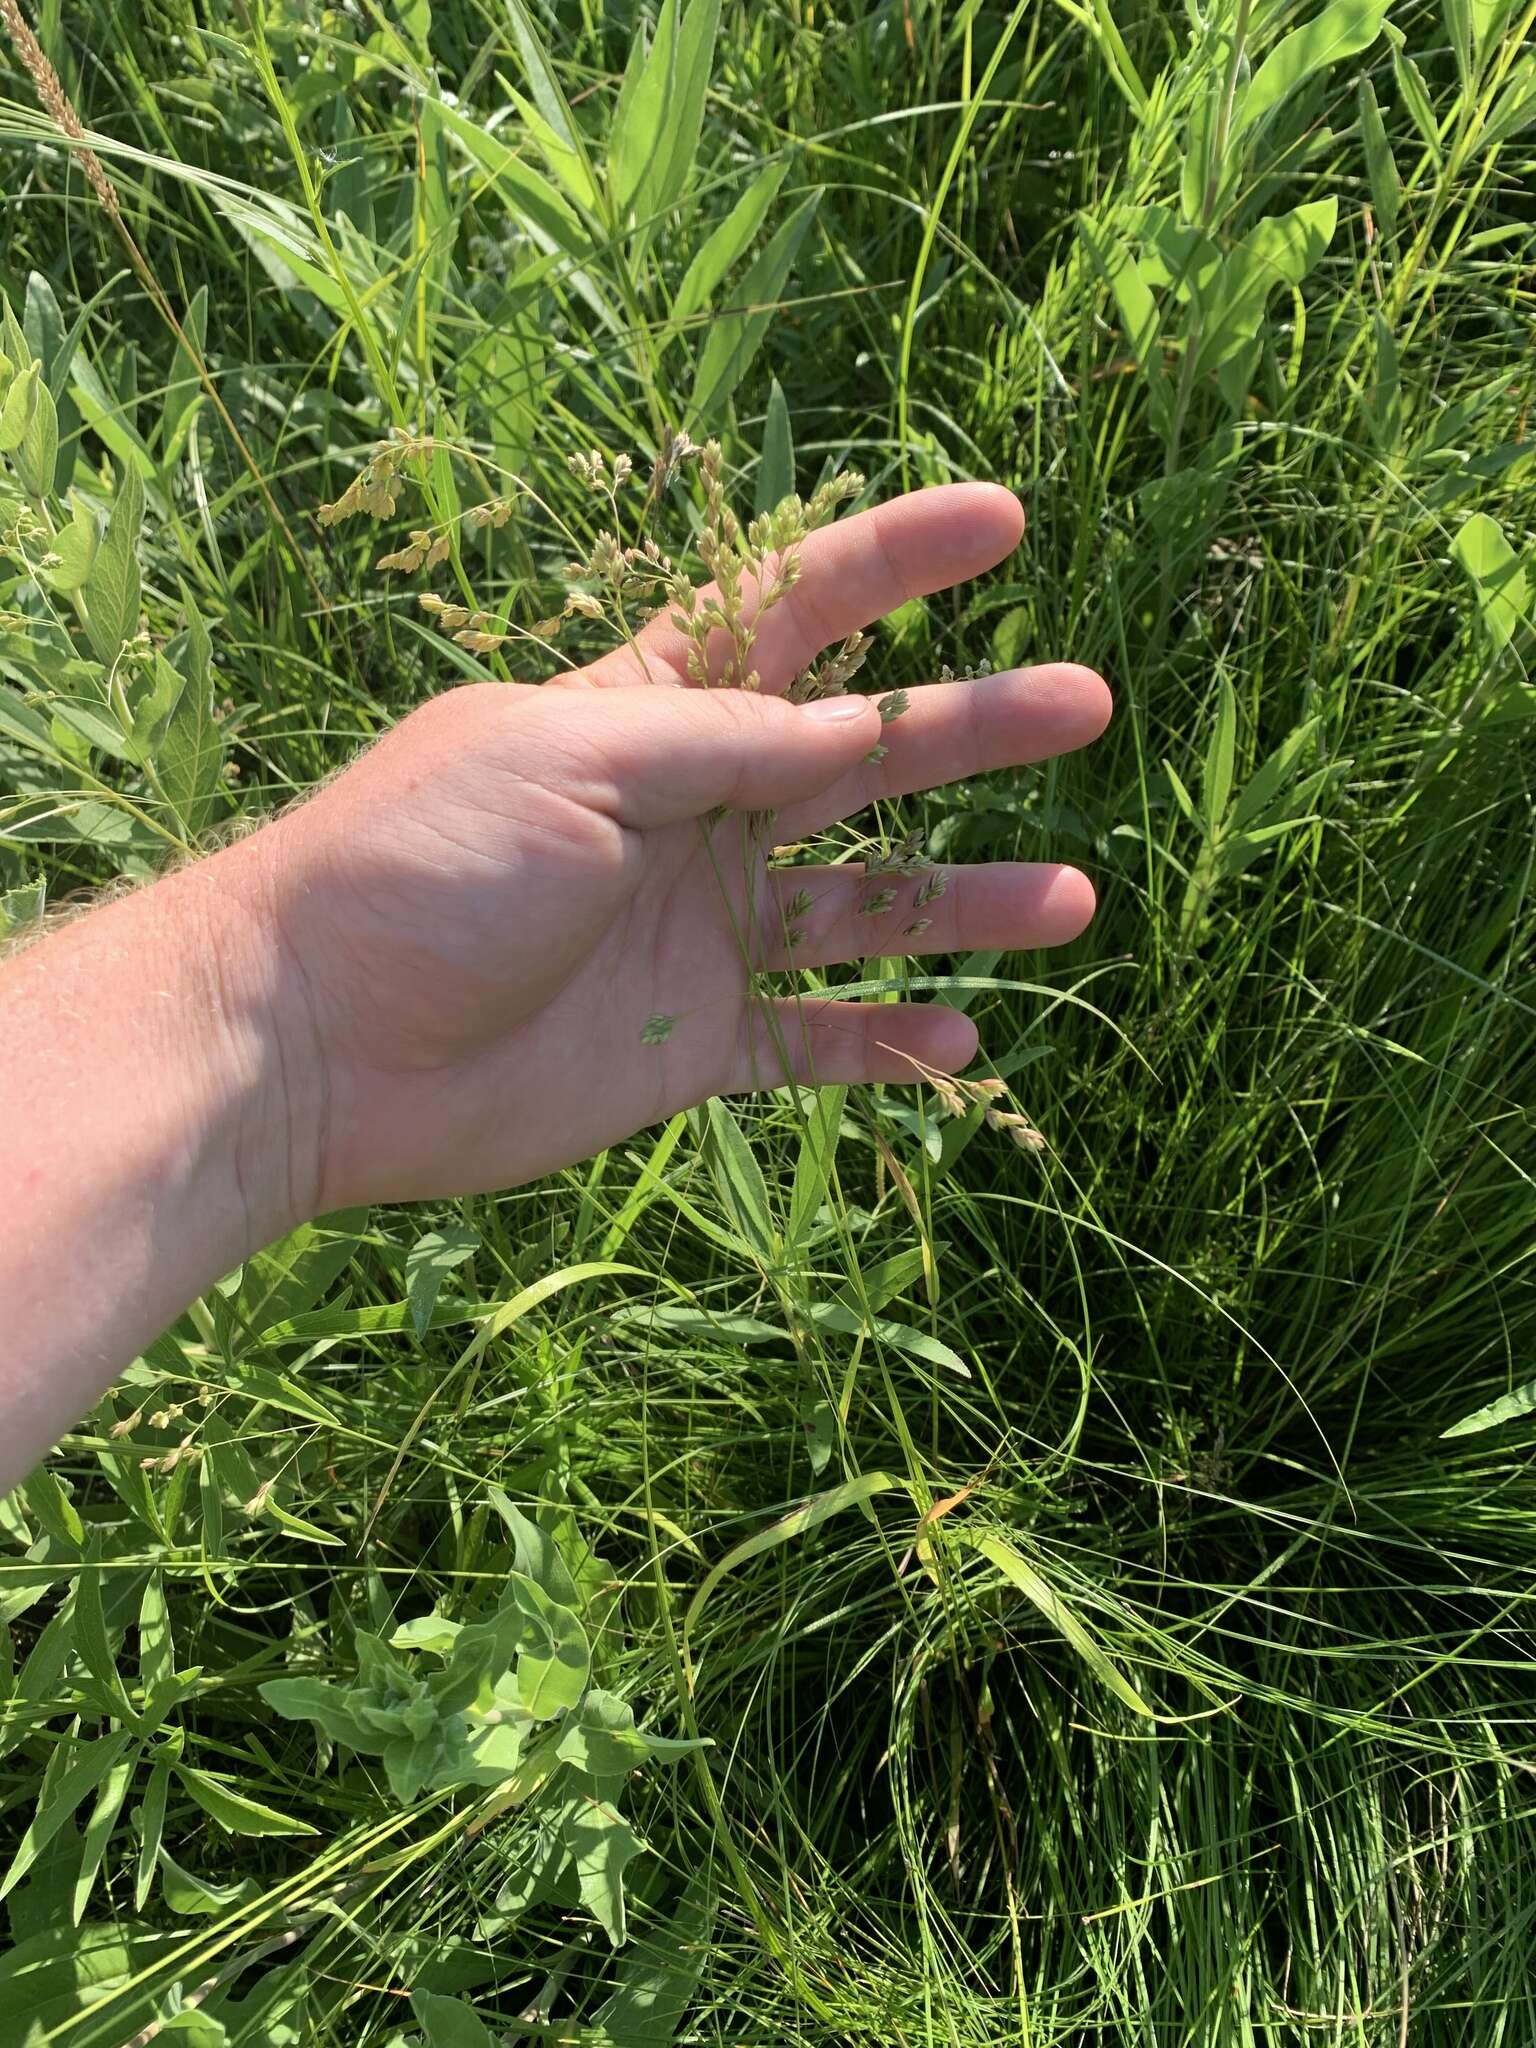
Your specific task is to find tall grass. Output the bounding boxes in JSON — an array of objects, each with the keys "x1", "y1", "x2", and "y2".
[{"x1": 1, "y1": 0, "x2": 1534, "y2": 2041}]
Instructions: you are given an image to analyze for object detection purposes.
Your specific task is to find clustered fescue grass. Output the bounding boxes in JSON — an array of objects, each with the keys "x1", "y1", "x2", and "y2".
[{"x1": 2, "y1": 0, "x2": 1536, "y2": 2042}]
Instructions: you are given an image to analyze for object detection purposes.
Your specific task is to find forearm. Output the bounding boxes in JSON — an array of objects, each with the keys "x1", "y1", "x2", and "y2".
[{"x1": 0, "y1": 833, "x2": 322, "y2": 1492}]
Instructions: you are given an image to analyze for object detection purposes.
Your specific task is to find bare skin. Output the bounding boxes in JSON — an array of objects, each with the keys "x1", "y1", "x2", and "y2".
[{"x1": 0, "y1": 483, "x2": 1110, "y2": 1490}]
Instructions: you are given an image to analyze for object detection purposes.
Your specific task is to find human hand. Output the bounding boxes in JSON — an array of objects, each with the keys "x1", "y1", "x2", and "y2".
[{"x1": 260, "y1": 483, "x2": 1110, "y2": 1210}]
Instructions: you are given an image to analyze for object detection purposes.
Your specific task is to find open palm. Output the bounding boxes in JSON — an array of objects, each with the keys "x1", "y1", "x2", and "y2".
[{"x1": 270, "y1": 484, "x2": 1111, "y2": 1209}]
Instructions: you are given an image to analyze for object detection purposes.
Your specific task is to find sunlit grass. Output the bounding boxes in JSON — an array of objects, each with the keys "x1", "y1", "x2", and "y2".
[{"x1": 1, "y1": 0, "x2": 1534, "y2": 2041}]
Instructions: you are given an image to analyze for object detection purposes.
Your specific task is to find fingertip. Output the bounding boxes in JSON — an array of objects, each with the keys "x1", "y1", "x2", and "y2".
[
  {"x1": 871, "y1": 482, "x2": 1026, "y2": 591},
  {"x1": 925, "y1": 1003, "x2": 982, "y2": 1074},
  {"x1": 860, "y1": 1002, "x2": 979, "y2": 1082},
  {"x1": 765, "y1": 998, "x2": 980, "y2": 1088},
  {"x1": 1057, "y1": 663, "x2": 1114, "y2": 742},
  {"x1": 972, "y1": 481, "x2": 1027, "y2": 554},
  {"x1": 986, "y1": 661, "x2": 1113, "y2": 758},
  {"x1": 1037, "y1": 864, "x2": 1098, "y2": 944},
  {"x1": 929, "y1": 481, "x2": 1026, "y2": 565}
]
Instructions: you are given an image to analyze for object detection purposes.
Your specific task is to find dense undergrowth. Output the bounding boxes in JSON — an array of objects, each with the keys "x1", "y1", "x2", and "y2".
[{"x1": 2, "y1": 0, "x2": 1534, "y2": 2041}]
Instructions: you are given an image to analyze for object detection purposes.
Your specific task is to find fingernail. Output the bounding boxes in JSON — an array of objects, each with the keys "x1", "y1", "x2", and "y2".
[{"x1": 800, "y1": 695, "x2": 873, "y2": 724}]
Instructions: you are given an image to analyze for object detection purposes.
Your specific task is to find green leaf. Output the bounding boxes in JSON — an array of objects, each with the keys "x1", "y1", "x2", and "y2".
[
  {"x1": 671, "y1": 159, "x2": 789, "y2": 331},
  {"x1": 155, "y1": 592, "x2": 225, "y2": 840},
  {"x1": 507, "y1": 1572, "x2": 589, "y2": 1718},
  {"x1": 0, "y1": 684, "x2": 61, "y2": 757},
  {"x1": 609, "y1": 1304, "x2": 788, "y2": 1344},
  {"x1": 1441, "y1": 1375, "x2": 1536, "y2": 1438},
  {"x1": 198, "y1": 1449, "x2": 224, "y2": 1565},
  {"x1": 1204, "y1": 676, "x2": 1237, "y2": 827},
  {"x1": 51, "y1": 694, "x2": 142, "y2": 765},
  {"x1": 1358, "y1": 77, "x2": 1400, "y2": 238},
  {"x1": 22, "y1": 1467, "x2": 84, "y2": 1550},
  {"x1": 159, "y1": 285, "x2": 208, "y2": 466},
  {"x1": 609, "y1": 1, "x2": 675, "y2": 218},
  {"x1": 1467, "y1": 0, "x2": 1512, "y2": 62},
  {"x1": 689, "y1": 191, "x2": 821, "y2": 424},
  {"x1": 1452, "y1": 512, "x2": 1529, "y2": 649},
  {"x1": 503, "y1": 0, "x2": 585, "y2": 157},
  {"x1": 555, "y1": 1690, "x2": 707, "y2": 1777},
  {"x1": 424, "y1": 98, "x2": 596, "y2": 274},
  {"x1": 512, "y1": 89, "x2": 599, "y2": 211},
  {"x1": 406, "y1": 1225, "x2": 480, "y2": 1339},
  {"x1": 1195, "y1": 200, "x2": 1338, "y2": 383},
  {"x1": 71, "y1": 1751, "x2": 135, "y2": 1925},
  {"x1": 1364, "y1": 310, "x2": 1401, "y2": 451},
  {"x1": 683, "y1": 1472, "x2": 904, "y2": 1654},
  {"x1": 23, "y1": 271, "x2": 65, "y2": 385},
  {"x1": 564, "y1": 1798, "x2": 644, "y2": 1945},
  {"x1": 72, "y1": 1538, "x2": 131, "y2": 1714},
  {"x1": 1393, "y1": 45, "x2": 1443, "y2": 160},
  {"x1": 1235, "y1": 0, "x2": 1391, "y2": 138},
  {"x1": 1134, "y1": 207, "x2": 1221, "y2": 301},
  {"x1": 259, "y1": 1675, "x2": 372, "y2": 1746},
  {"x1": 176, "y1": 1765, "x2": 319, "y2": 1836},
  {"x1": 494, "y1": 1802, "x2": 572, "y2": 1917},
  {"x1": 391, "y1": 1613, "x2": 465, "y2": 1655},
  {"x1": 82, "y1": 458, "x2": 145, "y2": 668},
  {"x1": 486, "y1": 1490, "x2": 582, "y2": 1609},
  {"x1": 651, "y1": 0, "x2": 721, "y2": 217},
  {"x1": 134, "y1": 1761, "x2": 169, "y2": 1911},
  {"x1": 596, "y1": 1121, "x2": 686, "y2": 1262},
  {"x1": 411, "y1": 1989, "x2": 495, "y2": 2048},
  {"x1": 969, "y1": 1530, "x2": 1152, "y2": 1716},
  {"x1": 0, "y1": 1732, "x2": 133, "y2": 1899},
  {"x1": 129, "y1": 652, "x2": 185, "y2": 757},
  {"x1": 155, "y1": 1844, "x2": 262, "y2": 1917},
  {"x1": 800, "y1": 1392, "x2": 836, "y2": 1476},
  {"x1": 15, "y1": 376, "x2": 58, "y2": 500},
  {"x1": 590, "y1": 1871, "x2": 717, "y2": 2047},
  {"x1": 1076, "y1": 216, "x2": 1170, "y2": 432},
  {"x1": 833, "y1": 1244, "x2": 932, "y2": 1318},
  {"x1": 1227, "y1": 717, "x2": 1322, "y2": 836},
  {"x1": 0, "y1": 295, "x2": 29, "y2": 380},
  {"x1": 430, "y1": 1605, "x2": 524, "y2": 1718},
  {"x1": 695, "y1": 1097, "x2": 778, "y2": 1264},
  {"x1": 42, "y1": 494, "x2": 99, "y2": 593},
  {"x1": 230, "y1": 1208, "x2": 369, "y2": 1346},
  {"x1": 806, "y1": 1302, "x2": 969, "y2": 1378},
  {"x1": 0, "y1": 879, "x2": 46, "y2": 941},
  {"x1": 786, "y1": 1083, "x2": 845, "y2": 1252},
  {"x1": 0, "y1": 358, "x2": 39, "y2": 453},
  {"x1": 1164, "y1": 756, "x2": 1201, "y2": 828},
  {"x1": 1484, "y1": 51, "x2": 1536, "y2": 148},
  {"x1": 755, "y1": 377, "x2": 795, "y2": 518},
  {"x1": 0, "y1": 1920, "x2": 179, "y2": 2038}
]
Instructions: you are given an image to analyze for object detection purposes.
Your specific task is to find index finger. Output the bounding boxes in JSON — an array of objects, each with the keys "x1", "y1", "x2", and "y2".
[{"x1": 582, "y1": 482, "x2": 1025, "y2": 693}]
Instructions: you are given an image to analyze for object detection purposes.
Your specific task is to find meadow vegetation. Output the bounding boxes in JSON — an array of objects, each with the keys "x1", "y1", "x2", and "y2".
[{"x1": 1, "y1": 0, "x2": 1535, "y2": 2040}]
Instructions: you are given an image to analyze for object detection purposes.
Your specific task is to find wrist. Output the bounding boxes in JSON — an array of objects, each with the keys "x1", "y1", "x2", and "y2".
[{"x1": 167, "y1": 824, "x2": 331, "y2": 1254}]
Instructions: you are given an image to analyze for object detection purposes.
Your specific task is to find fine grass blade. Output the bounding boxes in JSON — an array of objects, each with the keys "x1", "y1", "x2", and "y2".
[
  {"x1": 683, "y1": 1472, "x2": 905, "y2": 1666},
  {"x1": 968, "y1": 1531, "x2": 1153, "y2": 1718}
]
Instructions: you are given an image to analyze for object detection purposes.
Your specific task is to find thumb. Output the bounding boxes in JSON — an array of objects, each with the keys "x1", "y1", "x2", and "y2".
[{"x1": 549, "y1": 685, "x2": 883, "y2": 829}]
